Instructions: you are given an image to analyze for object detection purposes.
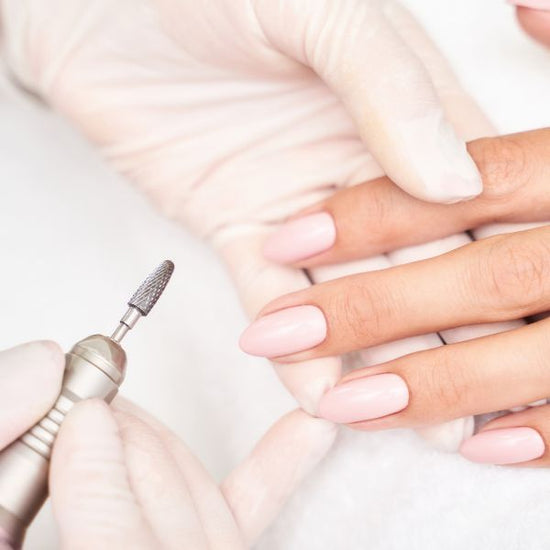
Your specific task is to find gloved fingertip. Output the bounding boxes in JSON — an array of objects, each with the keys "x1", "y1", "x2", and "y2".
[
  {"x1": 1, "y1": 340, "x2": 65, "y2": 375},
  {"x1": 392, "y1": 116, "x2": 483, "y2": 204},
  {"x1": 416, "y1": 416, "x2": 475, "y2": 453},
  {"x1": 59, "y1": 399, "x2": 117, "y2": 442},
  {"x1": 0, "y1": 341, "x2": 65, "y2": 446}
]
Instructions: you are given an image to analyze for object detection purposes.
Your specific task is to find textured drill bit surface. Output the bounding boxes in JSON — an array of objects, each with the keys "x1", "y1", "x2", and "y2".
[{"x1": 128, "y1": 260, "x2": 174, "y2": 316}]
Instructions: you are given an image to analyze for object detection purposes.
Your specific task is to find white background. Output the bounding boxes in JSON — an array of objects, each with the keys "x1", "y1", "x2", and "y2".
[{"x1": 1, "y1": 0, "x2": 549, "y2": 548}]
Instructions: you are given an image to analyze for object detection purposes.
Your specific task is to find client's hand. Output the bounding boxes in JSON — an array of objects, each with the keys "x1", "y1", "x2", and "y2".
[
  {"x1": 241, "y1": 128, "x2": 550, "y2": 466},
  {"x1": 0, "y1": 342, "x2": 334, "y2": 549}
]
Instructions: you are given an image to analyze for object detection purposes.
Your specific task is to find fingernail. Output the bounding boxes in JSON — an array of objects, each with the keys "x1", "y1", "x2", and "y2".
[
  {"x1": 263, "y1": 212, "x2": 336, "y2": 263},
  {"x1": 318, "y1": 373, "x2": 409, "y2": 423},
  {"x1": 459, "y1": 427, "x2": 545, "y2": 464},
  {"x1": 239, "y1": 305, "x2": 327, "y2": 357},
  {"x1": 508, "y1": 0, "x2": 550, "y2": 10}
]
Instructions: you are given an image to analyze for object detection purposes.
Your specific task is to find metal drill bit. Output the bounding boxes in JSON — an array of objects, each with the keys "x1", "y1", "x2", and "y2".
[{"x1": 111, "y1": 260, "x2": 175, "y2": 343}]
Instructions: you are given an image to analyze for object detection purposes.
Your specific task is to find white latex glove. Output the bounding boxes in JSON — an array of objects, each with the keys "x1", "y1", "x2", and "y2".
[
  {"x1": 0, "y1": 342, "x2": 334, "y2": 549},
  {"x1": 51, "y1": 398, "x2": 333, "y2": 550},
  {"x1": 0, "y1": 0, "x2": 506, "y2": 456},
  {"x1": 0, "y1": 341, "x2": 64, "y2": 550}
]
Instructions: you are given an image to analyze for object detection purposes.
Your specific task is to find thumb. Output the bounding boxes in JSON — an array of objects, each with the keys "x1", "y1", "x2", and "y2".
[
  {"x1": 222, "y1": 409, "x2": 336, "y2": 545},
  {"x1": 50, "y1": 400, "x2": 158, "y2": 550},
  {"x1": 0, "y1": 341, "x2": 64, "y2": 449},
  {"x1": 254, "y1": 0, "x2": 482, "y2": 203}
]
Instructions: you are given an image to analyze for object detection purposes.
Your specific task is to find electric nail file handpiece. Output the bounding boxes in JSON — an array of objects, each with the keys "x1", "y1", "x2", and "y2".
[{"x1": 0, "y1": 260, "x2": 175, "y2": 548}]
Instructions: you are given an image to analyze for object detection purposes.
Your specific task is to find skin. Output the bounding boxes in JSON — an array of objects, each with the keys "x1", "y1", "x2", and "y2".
[{"x1": 251, "y1": 128, "x2": 550, "y2": 467}]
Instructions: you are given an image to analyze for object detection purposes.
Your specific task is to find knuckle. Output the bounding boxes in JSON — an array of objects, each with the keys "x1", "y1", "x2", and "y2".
[
  {"x1": 473, "y1": 136, "x2": 530, "y2": 200},
  {"x1": 363, "y1": 184, "x2": 399, "y2": 242},
  {"x1": 330, "y1": 278, "x2": 401, "y2": 346},
  {"x1": 417, "y1": 351, "x2": 472, "y2": 417},
  {"x1": 330, "y1": 285, "x2": 373, "y2": 346},
  {"x1": 475, "y1": 232, "x2": 550, "y2": 312}
]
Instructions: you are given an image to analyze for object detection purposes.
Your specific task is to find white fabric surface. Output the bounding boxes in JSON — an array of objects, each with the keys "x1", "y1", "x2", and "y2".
[{"x1": 0, "y1": 0, "x2": 549, "y2": 548}]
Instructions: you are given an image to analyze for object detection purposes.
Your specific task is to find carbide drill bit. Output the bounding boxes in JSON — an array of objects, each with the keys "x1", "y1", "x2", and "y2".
[{"x1": 111, "y1": 260, "x2": 175, "y2": 343}]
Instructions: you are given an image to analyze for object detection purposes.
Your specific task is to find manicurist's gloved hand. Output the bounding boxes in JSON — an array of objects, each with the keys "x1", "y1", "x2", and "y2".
[
  {"x1": 241, "y1": 128, "x2": 550, "y2": 467},
  {"x1": 0, "y1": 341, "x2": 333, "y2": 549},
  {"x1": 0, "y1": 0, "x2": 501, "y2": 453},
  {"x1": 50, "y1": 398, "x2": 332, "y2": 550},
  {"x1": 0, "y1": 342, "x2": 64, "y2": 549}
]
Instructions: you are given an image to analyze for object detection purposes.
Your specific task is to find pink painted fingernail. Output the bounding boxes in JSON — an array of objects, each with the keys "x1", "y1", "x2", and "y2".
[
  {"x1": 239, "y1": 305, "x2": 327, "y2": 357},
  {"x1": 509, "y1": 0, "x2": 550, "y2": 10},
  {"x1": 263, "y1": 213, "x2": 336, "y2": 263},
  {"x1": 459, "y1": 427, "x2": 545, "y2": 465},
  {"x1": 318, "y1": 373, "x2": 409, "y2": 423}
]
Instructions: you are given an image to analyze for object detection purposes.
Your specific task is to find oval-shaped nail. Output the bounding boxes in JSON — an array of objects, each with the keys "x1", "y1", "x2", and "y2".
[
  {"x1": 239, "y1": 305, "x2": 327, "y2": 358},
  {"x1": 263, "y1": 212, "x2": 336, "y2": 264},
  {"x1": 509, "y1": 0, "x2": 550, "y2": 10},
  {"x1": 318, "y1": 373, "x2": 409, "y2": 424},
  {"x1": 459, "y1": 427, "x2": 545, "y2": 465}
]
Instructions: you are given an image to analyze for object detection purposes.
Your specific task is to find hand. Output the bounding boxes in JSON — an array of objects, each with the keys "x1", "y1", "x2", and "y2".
[
  {"x1": 51, "y1": 398, "x2": 330, "y2": 550},
  {"x1": 0, "y1": 342, "x2": 334, "y2": 548},
  {"x1": 0, "y1": 341, "x2": 64, "y2": 550},
  {"x1": 240, "y1": 128, "x2": 550, "y2": 466},
  {"x1": 0, "y1": 0, "x2": 498, "y2": 453},
  {"x1": 1, "y1": 0, "x2": 493, "y2": 407}
]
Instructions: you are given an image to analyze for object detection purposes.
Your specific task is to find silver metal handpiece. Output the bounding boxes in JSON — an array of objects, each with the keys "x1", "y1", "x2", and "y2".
[{"x1": 0, "y1": 261, "x2": 174, "y2": 548}]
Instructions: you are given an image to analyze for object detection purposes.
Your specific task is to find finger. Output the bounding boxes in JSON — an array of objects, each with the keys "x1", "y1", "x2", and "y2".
[
  {"x1": 386, "y1": 234, "x2": 526, "y2": 345},
  {"x1": 0, "y1": 341, "x2": 64, "y2": 449},
  {"x1": 221, "y1": 409, "x2": 336, "y2": 545},
  {"x1": 112, "y1": 407, "x2": 210, "y2": 550},
  {"x1": 317, "y1": 317, "x2": 550, "y2": 431},
  {"x1": 513, "y1": 4, "x2": 550, "y2": 49},
  {"x1": 254, "y1": 0, "x2": 482, "y2": 203},
  {"x1": 459, "y1": 404, "x2": 550, "y2": 466},
  {"x1": 384, "y1": 0, "x2": 496, "y2": 141},
  {"x1": 112, "y1": 398, "x2": 244, "y2": 550},
  {"x1": 114, "y1": 399, "x2": 334, "y2": 547},
  {"x1": 242, "y1": 225, "x2": 550, "y2": 361},
  {"x1": 218, "y1": 231, "x2": 341, "y2": 414},
  {"x1": 390, "y1": 235, "x2": 527, "y2": 441},
  {"x1": 50, "y1": 400, "x2": 158, "y2": 550},
  {"x1": 263, "y1": 129, "x2": 550, "y2": 266},
  {"x1": 311, "y1": 256, "x2": 473, "y2": 451},
  {"x1": 471, "y1": 222, "x2": 550, "y2": 323},
  {"x1": 385, "y1": 232, "x2": 528, "y2": 447},
  {"x1": 217, "y1": 232, "x2": 339, "y2": 543}
]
